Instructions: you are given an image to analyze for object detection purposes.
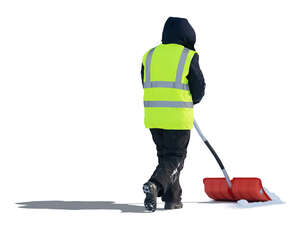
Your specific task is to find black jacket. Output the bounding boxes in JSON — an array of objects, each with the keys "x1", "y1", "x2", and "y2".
[{"x1": 141, "y1": 17, "x2": 205, "y2": 104}]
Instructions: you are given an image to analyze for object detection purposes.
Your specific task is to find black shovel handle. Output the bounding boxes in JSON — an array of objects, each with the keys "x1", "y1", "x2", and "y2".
[
  {"x1": 203, "y1": 140, "x2": 225, "y2": 170},
  {"x1": 193, "y1": 120, "x2": 232, "y2": 188}
]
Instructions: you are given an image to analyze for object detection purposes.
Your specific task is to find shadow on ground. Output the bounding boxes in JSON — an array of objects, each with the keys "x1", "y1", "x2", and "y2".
[
  {"x1": 18, "y1": 200, "x2": 279, "y2": 212},
  {"x1": 16, "y1": 201, "x2": 152, "y2": 213},
  {"x1": 17, "y1": 200, "x2": 281, "y2": 212},
  {"x1": 16, "y1": 200, "x2": 232, "y2": 213}
]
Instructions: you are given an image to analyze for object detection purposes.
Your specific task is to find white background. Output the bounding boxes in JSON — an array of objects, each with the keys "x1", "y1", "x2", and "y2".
[{"x1": 1, "y1": 0, "x2": 299, "y2": 227}]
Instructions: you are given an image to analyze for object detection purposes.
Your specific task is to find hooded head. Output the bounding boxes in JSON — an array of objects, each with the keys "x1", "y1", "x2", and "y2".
[{"x1": 162, "y1": 17, "x2": 196, "y2": 51}]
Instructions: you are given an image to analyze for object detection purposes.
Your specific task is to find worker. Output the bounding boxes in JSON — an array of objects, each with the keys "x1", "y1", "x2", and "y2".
[{"x1": 141, "y1": 17, "x2": 206, "y2": 212}]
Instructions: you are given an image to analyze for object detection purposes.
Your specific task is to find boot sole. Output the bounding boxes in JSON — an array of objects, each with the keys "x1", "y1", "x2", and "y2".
[{"x1": 143, "y1": 184, "x2": 157, "y2": 212}]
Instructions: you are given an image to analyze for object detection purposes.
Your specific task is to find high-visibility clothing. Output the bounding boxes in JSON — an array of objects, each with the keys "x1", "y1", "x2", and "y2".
[{"x1": 143, "y1": 43, "x2": 196, "y2": 129}]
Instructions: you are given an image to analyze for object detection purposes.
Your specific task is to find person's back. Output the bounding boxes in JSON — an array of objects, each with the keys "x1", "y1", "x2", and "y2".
[
  {"x1": 143, "y1": 43, "x2": 196, "y2": 129},
  {"x1": 141, "y1": 17, "x2": 206, "y2": 212}
]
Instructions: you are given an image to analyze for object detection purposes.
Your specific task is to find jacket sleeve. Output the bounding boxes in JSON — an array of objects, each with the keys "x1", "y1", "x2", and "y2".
[
  {"x1": 141, "y1": 63, "x2": 144, "y2": 87},
  {"x1": 186, "y1": 53, "x2": 206, "y2": 105}
]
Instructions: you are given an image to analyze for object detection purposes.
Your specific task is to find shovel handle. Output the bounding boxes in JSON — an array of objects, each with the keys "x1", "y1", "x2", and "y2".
[{"x1": 193, "y1": 120, "x2": 232, "y2": 188}]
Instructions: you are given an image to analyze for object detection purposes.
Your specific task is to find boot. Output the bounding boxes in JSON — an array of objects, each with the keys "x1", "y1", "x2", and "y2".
[
  {"x1": 143, "y1": 181, "x2": 158, "y2": 212},
  {"x1": 164, "y1": 201, "x2": 183, "y2": 210}
]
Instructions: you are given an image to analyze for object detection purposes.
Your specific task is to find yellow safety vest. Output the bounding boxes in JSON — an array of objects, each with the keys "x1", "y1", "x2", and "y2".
[{"x1": 143, "y1": 43, "x2": 196, "y2": 129}]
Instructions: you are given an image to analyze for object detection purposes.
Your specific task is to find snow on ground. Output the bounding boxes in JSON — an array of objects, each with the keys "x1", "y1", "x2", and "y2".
[{"x1": 237, "y1": 188, "x2": 284, "y2": 208}]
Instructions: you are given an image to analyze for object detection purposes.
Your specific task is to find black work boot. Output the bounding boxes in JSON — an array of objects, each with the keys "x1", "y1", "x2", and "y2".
[
  {"x1": 164, "y1": 201, "x2": 183, "y2": 210},
  {"x1": 143, "y1": 181, "x2": 158, "y2": 212}
]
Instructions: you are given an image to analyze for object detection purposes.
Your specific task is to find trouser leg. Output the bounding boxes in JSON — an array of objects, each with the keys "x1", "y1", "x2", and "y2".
[
  {"x1": 148, "y1": 129, "x2": 164, "y2": 196},
  {"x1": 161, "y1": 160, "x2": 185, "y2": 202},
  {"x1": 149, "y1": 129, "x2": 190, "y2": 201}
]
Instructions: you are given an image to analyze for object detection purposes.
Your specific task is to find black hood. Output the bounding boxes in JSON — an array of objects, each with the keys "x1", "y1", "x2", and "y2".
[{"x1": 162, "y1": 17, "x2": 196, "y2": 51}]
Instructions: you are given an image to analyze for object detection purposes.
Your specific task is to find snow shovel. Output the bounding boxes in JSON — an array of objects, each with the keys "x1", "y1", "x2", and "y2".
[{"x1": 193, "y1": 120, "x2": 271, "y2": 202}]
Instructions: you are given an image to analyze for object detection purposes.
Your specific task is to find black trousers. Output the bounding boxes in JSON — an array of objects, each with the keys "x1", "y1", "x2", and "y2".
[{"x1": 149, "y1": 128, "x2": 190, "y2": 203}]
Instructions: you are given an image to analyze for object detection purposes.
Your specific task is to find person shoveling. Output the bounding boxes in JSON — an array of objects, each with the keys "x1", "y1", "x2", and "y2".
[{"x1": 141, "y1": 17, "x2": 276, "y2": 212}]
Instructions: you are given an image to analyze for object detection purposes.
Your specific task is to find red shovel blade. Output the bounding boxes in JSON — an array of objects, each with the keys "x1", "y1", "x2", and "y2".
[{"x1": 203, "y1": 177, "x2": 271, "y2": 202}]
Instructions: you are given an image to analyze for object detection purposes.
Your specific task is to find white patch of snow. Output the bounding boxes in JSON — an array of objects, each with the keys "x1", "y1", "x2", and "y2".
[{"x1": 236, "y1": 188, "x2": 284, "y2": 208}]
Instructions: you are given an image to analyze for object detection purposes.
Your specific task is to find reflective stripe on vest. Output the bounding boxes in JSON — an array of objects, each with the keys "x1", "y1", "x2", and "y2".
[
  {"x1": 144, "y1": 47, "x2": 190, "y2": 90},
  {"x1": 144, "y1": 100, "x2": 193, "y2": 108},
  {"x1": 143, "y1": 81, "x2": 189, "y2": 90}
]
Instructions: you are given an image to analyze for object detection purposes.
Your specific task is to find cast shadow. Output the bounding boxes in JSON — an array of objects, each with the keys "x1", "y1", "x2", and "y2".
[{"x1": 16, "y1": 201, "x2": 151, "y2": 213}]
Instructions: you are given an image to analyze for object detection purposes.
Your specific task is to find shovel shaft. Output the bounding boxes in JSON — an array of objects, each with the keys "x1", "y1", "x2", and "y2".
[{"x1": 193, "y1": 120, "x2": 232, "y2": 188}]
